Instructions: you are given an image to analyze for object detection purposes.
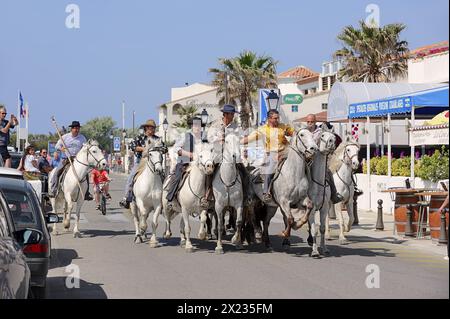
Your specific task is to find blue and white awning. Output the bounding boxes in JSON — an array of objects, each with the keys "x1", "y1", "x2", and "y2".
[{"x1": 348, "y1": 85, "x2": 448, "y2": 118}]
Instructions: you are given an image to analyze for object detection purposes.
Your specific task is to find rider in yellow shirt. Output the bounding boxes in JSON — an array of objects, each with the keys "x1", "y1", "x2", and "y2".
[{"x1": 241, "y1": 109, "x2": 294, "y2": 202}]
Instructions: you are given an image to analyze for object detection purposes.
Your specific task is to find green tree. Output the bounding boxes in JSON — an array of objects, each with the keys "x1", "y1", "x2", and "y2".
[
  {"x1": 172, "y1": 105, "x2": 198, "y2": 129},
  {"x1": 334, "y1": 21, "x2": 409, "y2": 82},
  {"x1": 209, "y1": 50, "x2": 277, "y2": 129},
  {"x1": 80, "y1": 117, "x2": 116, "y2": 151}
]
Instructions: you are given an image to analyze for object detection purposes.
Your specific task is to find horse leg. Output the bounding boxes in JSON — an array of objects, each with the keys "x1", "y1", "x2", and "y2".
[
  {"x1": 149, "y1": 204, "x2": 161, "y2": 248},
  {"x1": 72, "y1": 200, "x2": 83, "y2": 238},
  {"x1": 336, "y1": 203, "x2": 347, "y2": 244},
  {"x1": 232, "y1": 206, "x2": 244, "y2": 250},
  {"x1": 162, "y1": 204, "x2": 173, "y2": 239},
  {"x1": 319, "y1": 205, "x2": 330, "y2": 256},
  {"x1": 307, "y1": 221, "x2": 313, "y2": 247},
  {"x1": 130, "y1": 201, "x2": 142, "y2": 243},
  {"x1": 345, "y1": 197, "x2": 354, "y2": 233},
  {"x1": 197, "y1": 209, "x2": 208, "y2": 240},
  {"x1": 64, "y1": 199, "x2": 73, "y2": 233},
  {"x1": 325, "y1": 203, "x2": 333, "y2": 240},
  {"x1": 206, "y1": 210, "x2": 213, "y2": 240},
  {"x1": 309, "y1": 211, "x2": 320, "y2": 258},
  {"x1": 215, "y1": 204, "x2": 225, "y2": 254},
  {"x1": 136, "y1": 199, "x2": 149, "y2": 237},
  {"x1": 179, "y1": 215, "x2": 186, "y2": 247},
  {"x1": 263, "y1": 206, "x2": 277, "y2": 251},
  {"x1": 181, "y1": 209, "x2": 193, "y2": 252}
]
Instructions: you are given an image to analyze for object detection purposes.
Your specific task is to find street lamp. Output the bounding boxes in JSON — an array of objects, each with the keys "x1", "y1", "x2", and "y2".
[
  {"x1": 200, "y1": 108, "x2": 209, "y2": 142},
  {"x1": 266, "y1": 89, "x2": 280, "y2": 110},
  {"x1": 109, "y1": 133, "x2": 114, "y2": 153},
  {"x1": 163, "y1": 117, "x2": 169, "y2": 143}
]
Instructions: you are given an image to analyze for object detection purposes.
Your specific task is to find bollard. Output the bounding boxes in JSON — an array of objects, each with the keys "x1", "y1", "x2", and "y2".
[
  {"x1": 438, "y1": 209, "x2": 448, "y2": 245},
  {"x1": 376, "y1": 199, "x2": 384, "y2": 231},
  {"x1": 405, "y1": 204, "x2": 414, "y2": 237},
  {"x1": 353, "y1": 191, "x2": 359, "y2": 225}
]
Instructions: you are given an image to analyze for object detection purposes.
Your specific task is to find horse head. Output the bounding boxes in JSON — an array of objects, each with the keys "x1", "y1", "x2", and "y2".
[
  {"x1": 294, "y1": 126, "x2": 318, "y2": 159},
  {"x1": 82, "y1": 139, "x2": 107, "y2": 169},
  {"x1": 148, "y1": 146, "x2": 164, "y2": 175},
  {"x1": 193, "y1": 142, "x2": 215, "y2": 175},
  {"x1": 318, "y1": 126, "x2": 336, "y2": 155},
  {"x1": 343, "y1": 141, "x2": 360, "y2": 171}
]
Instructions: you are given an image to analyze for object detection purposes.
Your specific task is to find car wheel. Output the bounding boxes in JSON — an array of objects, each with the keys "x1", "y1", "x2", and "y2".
[{"x1": 31, "y1": 285, "x2": 47, "y2": 299}]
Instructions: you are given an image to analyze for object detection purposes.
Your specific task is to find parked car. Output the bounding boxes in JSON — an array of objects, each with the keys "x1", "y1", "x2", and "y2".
[
  {"x1": 0, "y1": 177, "x2": 60, "y2": 298},
  {"x1": 0, "y1": 167, "x2": 50, "y2": 213},
  {"x1": 0, "y1": 190, "x2": 31, "y2": 299}
]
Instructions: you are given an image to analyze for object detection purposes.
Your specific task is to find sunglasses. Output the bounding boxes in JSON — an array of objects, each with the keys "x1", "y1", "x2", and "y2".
[{"x1": 1, "y1": 112, "x2": 7, "y2": 115}]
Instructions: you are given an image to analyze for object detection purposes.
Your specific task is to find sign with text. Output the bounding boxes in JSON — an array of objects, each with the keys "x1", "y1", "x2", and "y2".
[
  {"x1": 113, "y1": 137, "x2": 121, "y2": 152},
  {"x1": 283, "y1": 94, "x2": 303, "y2": 105},
  {"x1": 410, "y1": 126, "x2": 449, "y2": 146}
]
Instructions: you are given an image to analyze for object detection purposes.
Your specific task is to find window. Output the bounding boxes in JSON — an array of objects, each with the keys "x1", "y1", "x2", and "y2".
[
  {"x1": 3, "y1": 190, "x2": 38, "y2": 229},
  {"x1": 322, "y1": 103, "x2": 328, "y2": 110},
  {"x1": 304, "y1": 89, "x2": 309, "y2": 95},
  {"x1": 291, "y1": 105, "x2": 298, "y2": 112},
  {"x1": 330, "y1": 75, "x2": 336, "y2": 87},
  {"x1": 322, "y1": 77, "x2": 329, "y2": 91}
]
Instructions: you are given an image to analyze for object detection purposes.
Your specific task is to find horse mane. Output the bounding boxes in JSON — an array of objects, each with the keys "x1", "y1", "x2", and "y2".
[{"x1": 329, "y1": 141, "x2": 360, "y2": 173}]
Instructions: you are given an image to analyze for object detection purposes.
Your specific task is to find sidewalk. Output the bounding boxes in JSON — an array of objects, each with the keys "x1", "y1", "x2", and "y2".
[{"x1": 335, "y1": 209, "x2": 449, "y2": 257}]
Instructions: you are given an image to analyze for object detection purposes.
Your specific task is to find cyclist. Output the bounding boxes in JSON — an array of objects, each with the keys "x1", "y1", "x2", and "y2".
[{"x1": 91, "y1": 166, "x2": 111, "y2": 211}]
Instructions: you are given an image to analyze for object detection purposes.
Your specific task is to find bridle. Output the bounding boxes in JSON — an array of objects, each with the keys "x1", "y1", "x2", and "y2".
[
  {"x1": 290, "y1": 129, "x2": 313, "y2": 159},
  {"x1": 318, "y1": 131, "x2": 336, "y2": 155},
  {"x1": 146, "y1": 148, "x2": 164, "y2": 174},
  {"x1": 342, "y1": 143, "x2": 360, "y2": 167},
  {"x1": 75, "y1": 143, "x2": 105, "y2": 169}
]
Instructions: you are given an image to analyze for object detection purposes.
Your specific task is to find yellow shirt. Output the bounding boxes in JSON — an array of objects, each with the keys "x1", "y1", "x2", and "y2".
[{"x1": 246, "y1": 124, "x2": 295, "y2": 153}]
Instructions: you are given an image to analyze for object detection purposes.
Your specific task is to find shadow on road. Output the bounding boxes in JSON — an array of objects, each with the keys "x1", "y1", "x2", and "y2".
[
  {"x1": 47, "y1": 277, "x2": 107, "y2": 299},
  {"x1": 50, "y1": 248, "x2": 81, "y2": 270},
  {"x1": 81, "y1": 229, "x2": 135, "y2": 238}
]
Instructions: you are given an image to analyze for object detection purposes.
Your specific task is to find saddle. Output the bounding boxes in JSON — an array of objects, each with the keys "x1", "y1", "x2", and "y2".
[
  {"x1": 163, "y1": 165, "x2": 192, "y2": 200},
  {"x1": 133, "y1": 160, "x2": 148, "y2": 184},
  {"x1": 249, "y1": 157, "x2": 287, "y2": 187}
]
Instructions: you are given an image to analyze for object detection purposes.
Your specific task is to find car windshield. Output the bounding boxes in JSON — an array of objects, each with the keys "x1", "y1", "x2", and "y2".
[{"x1": 3, "y1": 190, "x2": 38, "y2": 229}]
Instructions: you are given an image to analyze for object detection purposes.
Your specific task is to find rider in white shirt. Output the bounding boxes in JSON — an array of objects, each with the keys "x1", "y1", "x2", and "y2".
[{"x1": 48, "y1": 121, "x2": 93, "y2": 200}]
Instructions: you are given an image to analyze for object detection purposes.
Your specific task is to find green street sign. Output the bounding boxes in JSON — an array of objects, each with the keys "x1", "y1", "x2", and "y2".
[{"x1": 283, "y1": 94, "x2": 303, "y2": 104}]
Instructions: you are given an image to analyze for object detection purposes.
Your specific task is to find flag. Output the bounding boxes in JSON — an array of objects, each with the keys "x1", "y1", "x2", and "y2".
[{"x1": 19, "y1": 92, "x2": 25, "y2": 118}]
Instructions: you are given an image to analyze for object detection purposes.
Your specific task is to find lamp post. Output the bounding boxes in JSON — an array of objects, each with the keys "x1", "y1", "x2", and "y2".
[
  {"x1": 201, "y1": 108, "x2": 209, "y2": 142},
  {"x1": 266, "y1": 89, "x2": 280, "y2": 111},
  {"x1": 163, "y1": 117, "x2": 169, "y2": 172},
  {"x1": 122, "y1": 129, "x2": 127, "y2": 173},
  {"x1": 109, "y1": 133, "x2": 114, "y2": 154}
]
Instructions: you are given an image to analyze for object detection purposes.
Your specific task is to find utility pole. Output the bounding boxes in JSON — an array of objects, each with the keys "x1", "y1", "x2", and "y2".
[{"x1": 132, "y1": 110, "x2": 135, "y2": 136}]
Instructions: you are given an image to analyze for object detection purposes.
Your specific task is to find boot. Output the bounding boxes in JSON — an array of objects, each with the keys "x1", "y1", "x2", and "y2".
[{"x1": 354, "y1": 188, "x2": 363, "y2": 197}]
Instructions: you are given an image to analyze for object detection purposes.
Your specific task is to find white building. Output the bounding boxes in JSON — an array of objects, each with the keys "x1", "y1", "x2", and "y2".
[
  {"x1": 408, "y1": 41, "x2": 449, "y2": 84},
  {"x1": 158, "y1": 83, "x2": 224, "y2": 142}
]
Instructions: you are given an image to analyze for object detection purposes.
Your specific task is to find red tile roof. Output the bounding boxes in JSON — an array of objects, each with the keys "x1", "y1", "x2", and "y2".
[
  {"x1": 410, "y1": 41, "x2": 449, "y2": 59},
  {"x1": 278, "y1": 66, "x2": 320, "y2": 79}
]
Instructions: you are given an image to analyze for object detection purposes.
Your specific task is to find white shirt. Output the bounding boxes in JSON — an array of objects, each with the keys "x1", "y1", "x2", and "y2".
[
  {"x1": 55, "y1": 133, "x2": 87, "y2": 159},
  {"x1": 24, "y1": 155, "x2": 39, "y2": 172}
]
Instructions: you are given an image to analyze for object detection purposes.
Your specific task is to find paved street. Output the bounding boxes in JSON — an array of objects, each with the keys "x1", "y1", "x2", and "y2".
[{"x1": 47, "y1": 173, "x2": 449, "y2": 299}]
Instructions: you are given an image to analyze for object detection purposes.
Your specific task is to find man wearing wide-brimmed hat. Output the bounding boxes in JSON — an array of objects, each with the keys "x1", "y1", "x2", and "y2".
[
  {"x1": 119, "y1": 119, "x2": 164, "y2": 209},
  {"x1": 49, "y1": 120, "x2": 93, "y2": 200},
  {"x1": 205, "y1": 104, "x2": 253, "y2": 210}
]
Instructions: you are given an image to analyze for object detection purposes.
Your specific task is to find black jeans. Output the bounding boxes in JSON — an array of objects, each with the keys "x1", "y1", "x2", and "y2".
[{"x1": 166, "y1": 163, "x2": 187, "y2": 202}]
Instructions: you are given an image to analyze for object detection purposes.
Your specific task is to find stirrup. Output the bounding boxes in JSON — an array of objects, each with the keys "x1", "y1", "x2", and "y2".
[
  {"x1": 262, "y1": 193, "x2": 272, "y2": 203},
  {"x1": 331, "y1": 193, "x2": 344, "y2": 204}
]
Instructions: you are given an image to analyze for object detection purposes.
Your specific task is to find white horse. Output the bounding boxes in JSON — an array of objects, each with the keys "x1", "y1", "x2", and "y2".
[
  {"x1": 161, "y1": 142, "x2": 215, "y2": 252},
  {"x1": 129, "y1": 146, "x2": 164, "y2": 245},
  {"x1": 250, "y1": 127, "x2": 318, "y2": 250},
  {"x1": 49, "y1": 140, "x2": 107, "y2": 238},
  {"x1": 307, "y1": 126, "x2": 336, "y2": 257},
  {"x1": 212, "y1": 134, "x2": 243, "y2": 254},
  {"x1": 326, "y1": 141, "x2": 360, "y2": 244}
]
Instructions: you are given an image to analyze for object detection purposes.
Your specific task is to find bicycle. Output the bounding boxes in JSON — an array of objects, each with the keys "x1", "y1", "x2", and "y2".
[{"x1": 96, "y1": 181, "x2": 111, "y2": 215}]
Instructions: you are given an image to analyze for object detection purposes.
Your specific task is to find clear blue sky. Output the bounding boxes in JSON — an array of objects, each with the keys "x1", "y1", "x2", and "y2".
[{"x1": 0, "y1": 0, "x2": 448, "y2": 134}]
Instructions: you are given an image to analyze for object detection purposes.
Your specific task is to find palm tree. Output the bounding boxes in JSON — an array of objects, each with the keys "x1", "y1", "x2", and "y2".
[
  {"x1": 172, "y1": 105, "x2": 198, "y2": 129},
  {"x1": 209, "y1": 50, "x2": 277, "y2": 129},
  {"x1": 334, "y1": 21, "x2": 409, "y2": 82}
]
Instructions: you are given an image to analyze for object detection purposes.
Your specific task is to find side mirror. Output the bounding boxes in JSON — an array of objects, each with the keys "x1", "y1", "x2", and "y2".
[
  {"x1": 45, "y1": 213, "x2": 62, "y2": 224},
  {"x1": 14, "y1": 228, "x2": 43, "y2": 246}
]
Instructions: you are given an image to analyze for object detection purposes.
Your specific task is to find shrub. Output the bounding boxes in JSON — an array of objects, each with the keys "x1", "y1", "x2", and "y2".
[{"x1": 416, "y1": 146, "x2": 449, "y2": 182}]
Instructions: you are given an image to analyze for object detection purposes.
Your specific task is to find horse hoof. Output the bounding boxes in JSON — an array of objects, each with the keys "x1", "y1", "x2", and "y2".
[
  {"x1": 339, "y1": 239, "x2": 349, "y2": 245},
  {"x1": 311, "y1": 251, "x2": 320, "y2": 258},
  {"x1": 163, "y1": 233, "x2": 172, "y2": 240},
  {"x1": 185, "y1": 247, "x2": 194, "y2": 253},
  {"x1": 149, "y1": 241, "x2": 159, "y2": 248},
  {"x1": 73, "y1": 232, "x2": 82, "y2": 238},
  {"x1": 134, "y1": 236, "x2": 142, "y2": 244},
  {"x1": 180, "y1": 240, "x2": 186, "y2": 247},
  {"x1": 215, "y1": 247, "x2": 224, "y2": 254}
]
